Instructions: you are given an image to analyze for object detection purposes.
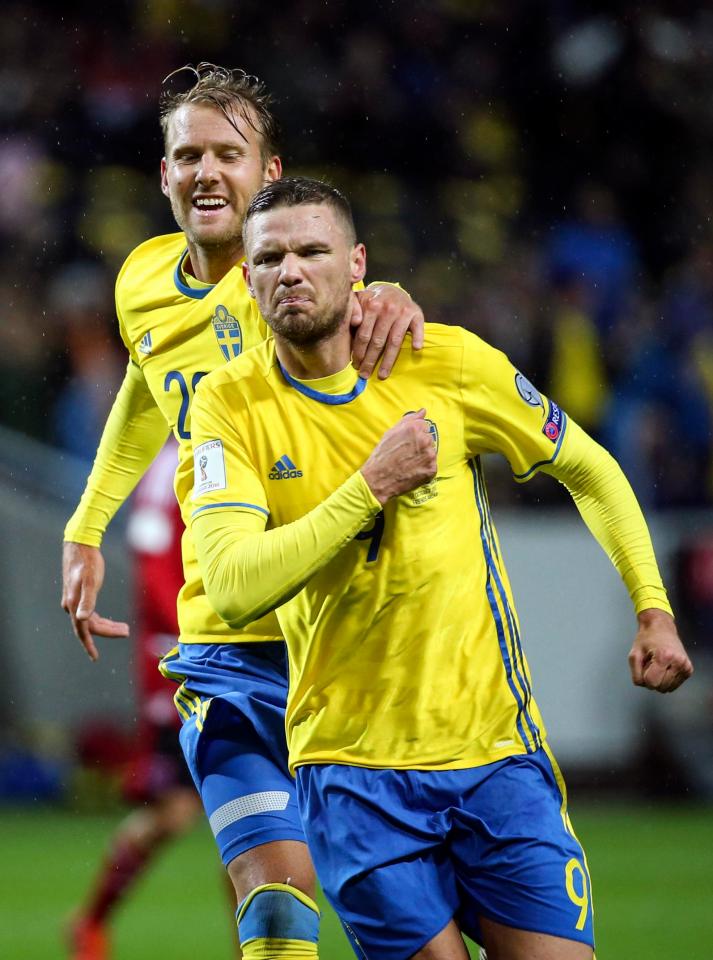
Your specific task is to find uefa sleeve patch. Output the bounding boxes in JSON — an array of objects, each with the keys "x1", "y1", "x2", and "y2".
[
  {"x1": 542, "y1": 399, "x2": 564, "y2": 443},
  {"x1": 193, "y1": 439, "x2": 227, "y2": 498},
  {"x1": 514, "y1": 371, "x2": 543, "y2": 409}
]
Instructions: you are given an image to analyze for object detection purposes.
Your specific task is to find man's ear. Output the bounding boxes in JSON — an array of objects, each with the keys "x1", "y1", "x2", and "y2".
[
  {"x1": 160, "y1": 158, "x2": 169, "y2": 198},
  {"x1": 242, "y1": 261, "x2": 256, "y2": 298},
  {"x1": 350, "y1": 242, "x2": 367, "y2": 286},
  {"x1": 264, "y1": 155, "x2": 282, "y2": 184}
]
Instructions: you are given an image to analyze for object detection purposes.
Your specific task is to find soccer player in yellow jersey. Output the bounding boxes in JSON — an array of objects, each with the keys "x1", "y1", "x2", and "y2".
[
  {"x1": 190, "y1": 177, "x2": 694, "y2": 960},
  {"x1": 60, "y1": 66, "x2": 425, "y2": 960}
]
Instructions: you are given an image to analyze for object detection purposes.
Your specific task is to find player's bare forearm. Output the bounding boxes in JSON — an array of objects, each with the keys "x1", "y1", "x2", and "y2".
[
  {"x1": 628, "y1": 608, "x2": 693, "y2": 693},
  {"x1": 61, "y1": 541, "x2": 129, "y2": 661},
  {"x1": 350, "y1": 284, "x2": 424, "y2": 379}
]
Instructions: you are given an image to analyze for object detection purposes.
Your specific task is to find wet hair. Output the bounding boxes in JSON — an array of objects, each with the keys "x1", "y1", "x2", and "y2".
[
  {"x1": 159, "y1": 62, "x2": 280, "y2": 162},
  {"x1": 243, "y1": 176, "x2": 357, "y2": 245}
]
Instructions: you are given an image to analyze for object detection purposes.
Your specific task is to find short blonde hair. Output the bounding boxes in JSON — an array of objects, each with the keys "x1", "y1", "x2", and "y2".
[{"x1": 159, "y1": 62, "x2": 280, "y2": 162}]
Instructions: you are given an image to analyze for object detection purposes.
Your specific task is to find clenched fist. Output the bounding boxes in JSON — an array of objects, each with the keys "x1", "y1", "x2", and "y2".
[
  {"x1": 361, "y1": 408, "x2": 437, "y2": 506},
  {"x1": 628, "y1": 608, "x2": 693, "y2": 693}
]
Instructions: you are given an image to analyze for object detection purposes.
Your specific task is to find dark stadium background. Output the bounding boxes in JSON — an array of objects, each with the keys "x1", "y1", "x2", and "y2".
[{"x1": 0, "y1": 2, "x2": 711, "y2": 958}]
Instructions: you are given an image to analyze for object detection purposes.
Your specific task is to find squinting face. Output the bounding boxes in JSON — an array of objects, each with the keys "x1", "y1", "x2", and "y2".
[
  {"x1": 161, "y1": 102, "x2": 281, "y2": 251},
  {"x1": 243, "y1": 203, "x2": 366, "y2": 345}
]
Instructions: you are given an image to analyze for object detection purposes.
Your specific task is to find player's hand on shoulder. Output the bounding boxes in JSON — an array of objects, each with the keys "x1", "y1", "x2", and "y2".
[
  {"x1": 361, "y1": 409, "x2": 437, "y2": 506},
  {"x1": 351, "y1": 285, "x2": 425, "y2": 380},
  {"x1": 628, "y1": 608, "x2": 693, "y2": 693},
  {"x1": 61, "y1": 541, "x2": 129, "y2": 662}
]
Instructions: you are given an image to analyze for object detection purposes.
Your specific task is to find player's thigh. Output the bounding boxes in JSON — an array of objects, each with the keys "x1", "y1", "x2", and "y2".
[
  {"x1": 451, "y1": 747, "x2": 594, "y2": 950},
  {"x1": 167, "y1": 643, "x2": 309, "y2": 872},
  {"x1": 478, "y1": 916, "x2": 593, "y2": 960},
  {"x1": 411, "y1": 920, "x2": 470, "y2": 960},
  {"x1": 185, "y1": 695, "x2": 308, "y2": 870},
  {"x1": 296, "y1": 764, "x2": 459, "y2": 960}
]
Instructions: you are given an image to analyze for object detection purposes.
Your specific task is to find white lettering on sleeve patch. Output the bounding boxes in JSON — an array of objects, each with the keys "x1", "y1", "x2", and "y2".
[{"x1": 193, "y1": 439, "x2": 227, "y2": 498}]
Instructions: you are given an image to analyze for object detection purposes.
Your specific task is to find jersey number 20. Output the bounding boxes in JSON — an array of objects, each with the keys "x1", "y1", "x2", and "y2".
[{"x1": 164, "y1": 370, "x2": 207, "y2": 439}]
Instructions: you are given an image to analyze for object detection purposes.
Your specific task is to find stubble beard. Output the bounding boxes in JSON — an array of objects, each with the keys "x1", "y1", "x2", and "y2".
[
  {"x1": 268, "y1": 287, "x2": 351, "y2": 347},
  {"x1": 171, "y1": 195, "x2": 246, "y2": 253}
]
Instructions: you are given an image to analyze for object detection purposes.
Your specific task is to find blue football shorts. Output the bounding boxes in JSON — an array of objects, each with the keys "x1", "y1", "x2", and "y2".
[
  {"x1": 160, "y1": 641, "x2": 305, "y2": 865},
  {"x1": 296, "y1": 747, "x2": 594, "y2": 959}
]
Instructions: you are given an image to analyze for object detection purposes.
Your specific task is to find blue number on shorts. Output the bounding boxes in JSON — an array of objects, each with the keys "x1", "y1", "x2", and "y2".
[
  {"x1": 356, "y1": 511, "x2": 385, "y2": 563},
  {"x1": 164, "y1": 370, "x2": 207, "y2": 439}
]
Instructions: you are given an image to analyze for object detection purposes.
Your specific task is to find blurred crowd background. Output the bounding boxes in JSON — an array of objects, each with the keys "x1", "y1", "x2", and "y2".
[
  {"x1": 1, "y1": 7, "x2": 713, "y2": 956},
  {"x1": 5, "y1": 0, "x2": 713, "y2": 510}
]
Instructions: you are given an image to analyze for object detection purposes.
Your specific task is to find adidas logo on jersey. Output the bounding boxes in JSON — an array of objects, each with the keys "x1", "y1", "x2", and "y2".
[
  {"x1": 138, "y1": 331, "x2": 153, "y2": 355},
  {"x1": 269, "y1": 455, "x2": 303, "y2": 480}
]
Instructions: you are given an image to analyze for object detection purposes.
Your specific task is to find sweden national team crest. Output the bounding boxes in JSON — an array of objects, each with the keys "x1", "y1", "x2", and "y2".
[{"x1": 211, "y1": 304, "x2": 242, "y2": 360}]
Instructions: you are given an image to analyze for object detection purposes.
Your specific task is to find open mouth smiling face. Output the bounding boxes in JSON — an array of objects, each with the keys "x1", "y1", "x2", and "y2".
[
  {"x1": 162, "y1": 102, "x2": 281, "y2": 247},
  {"x1": 192, "y1": 196, "x2": 229, "y2": 212}
]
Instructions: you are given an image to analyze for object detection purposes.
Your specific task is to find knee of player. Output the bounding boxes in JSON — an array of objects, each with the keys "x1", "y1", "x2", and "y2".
[{"x1": 236, "y1": 883, "x2": 320, "y2": 957}]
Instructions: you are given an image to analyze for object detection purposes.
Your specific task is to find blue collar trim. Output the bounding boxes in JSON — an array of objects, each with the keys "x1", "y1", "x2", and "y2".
[
  {"x1": 173, "y1": 249, "x2": 214, "y2": 300},
  {"x1": 277, "y1": 360, "x2": 367, "y2": 405}
]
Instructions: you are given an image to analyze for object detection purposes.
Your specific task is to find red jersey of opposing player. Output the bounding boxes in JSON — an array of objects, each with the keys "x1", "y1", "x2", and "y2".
[{"x1": 124, "y1": 437, "x2": 189, "y2": 800}]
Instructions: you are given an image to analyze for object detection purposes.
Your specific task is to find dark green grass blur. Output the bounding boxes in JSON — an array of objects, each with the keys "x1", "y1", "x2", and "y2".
[{"x1": 1, "y1": 802, "x2": 711, "y2": 959}]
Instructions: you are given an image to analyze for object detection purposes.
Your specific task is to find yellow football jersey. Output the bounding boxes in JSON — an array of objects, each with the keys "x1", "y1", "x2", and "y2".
[
  {"x1": 115, "y1": 231, "x2": 278, "y2": 643},
  {"x1": 189, "y1": 323, "x2": 570, "y2": 770}
]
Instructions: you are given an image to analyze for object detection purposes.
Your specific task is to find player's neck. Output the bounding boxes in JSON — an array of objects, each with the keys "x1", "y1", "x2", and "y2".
[
  {"x1": 183, "y1": 240, "x2": 244, "y2": 285},
  {"x1": 274, "y1": 328, "x2": 352, "y2": 381}
]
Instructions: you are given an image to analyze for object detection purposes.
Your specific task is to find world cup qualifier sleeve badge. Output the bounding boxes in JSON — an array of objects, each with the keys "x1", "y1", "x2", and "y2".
[
  {"x1": 211, "y1": 304, "x2": 243, "y2": 360},
  {"x1": 193, "y1": 439, "x2": 227, "y2": 497}
]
